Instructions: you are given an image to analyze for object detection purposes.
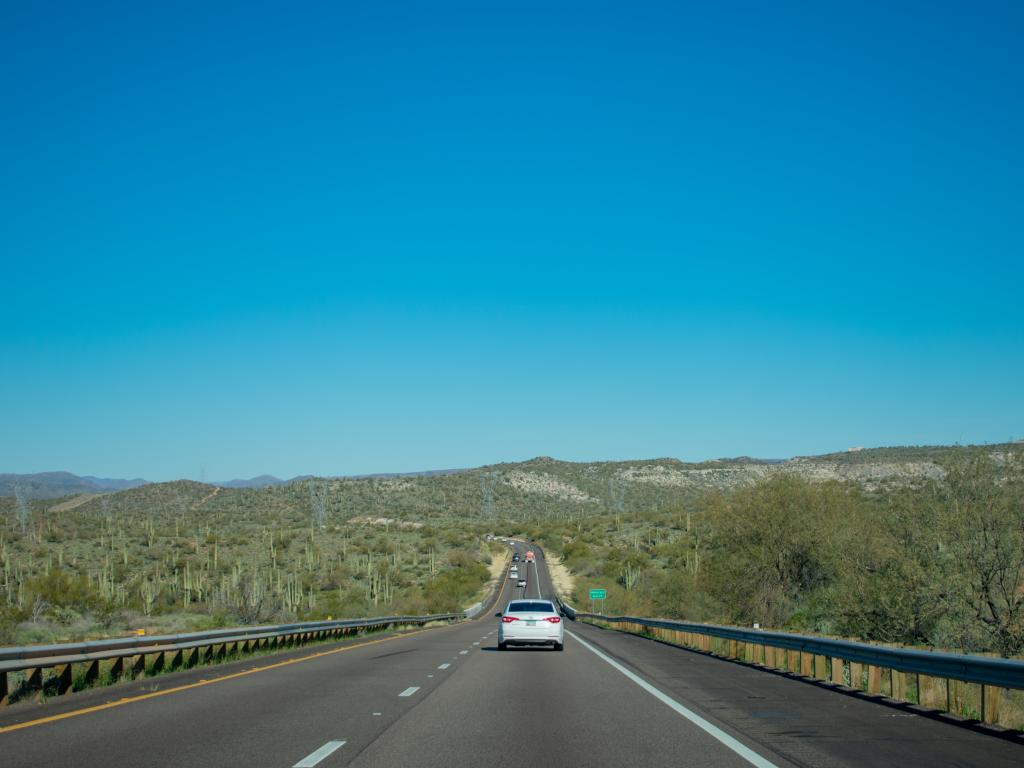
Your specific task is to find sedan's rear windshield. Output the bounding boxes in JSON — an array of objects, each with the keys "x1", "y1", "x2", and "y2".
[{"x1": 508, "y1": 601, "x2": 555, "y2": 613}]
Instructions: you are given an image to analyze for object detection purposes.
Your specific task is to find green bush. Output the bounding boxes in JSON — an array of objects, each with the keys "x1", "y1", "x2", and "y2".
[
  {"x1": 24, "y1": 568, "x2": 106, "y2": 616},
  {"x1": 423, "y1": 553, "x2": 489, "y2": 613}
]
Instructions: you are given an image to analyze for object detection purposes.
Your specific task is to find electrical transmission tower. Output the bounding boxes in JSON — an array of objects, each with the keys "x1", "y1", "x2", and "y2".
[
  {"x1": 480, "y1": 471, "x2": 499, "y2": 516},
  {"x1": 608, "y1": 477, "x2": 626, "y2": 515}
]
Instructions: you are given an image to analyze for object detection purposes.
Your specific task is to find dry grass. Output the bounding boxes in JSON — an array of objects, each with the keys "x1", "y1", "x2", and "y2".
[
  {"x1": 545, "y1": 553, "x2": 575, "y2": 599},
  {"x1": 49, "y1": 493, "x2": 103, "y2": 512}
]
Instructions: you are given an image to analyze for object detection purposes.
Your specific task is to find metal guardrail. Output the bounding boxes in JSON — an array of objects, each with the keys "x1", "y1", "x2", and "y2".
[
  {"x1": 0, "y1": 613, "x2": 461, "y2": 705},
  {"x1": 572, "y1": 612, "x2": 1024, "y2": 689},
  {"x1": 540, "y1": 538, "x2": 1024, "y2": 727},
  {"x1": 569, "y1": 609, "x2": 1024, "y2": 725}
]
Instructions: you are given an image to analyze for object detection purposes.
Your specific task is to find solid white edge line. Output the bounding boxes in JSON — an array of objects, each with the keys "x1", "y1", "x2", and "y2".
[
  {"x1": 398, "y1": 686, "x2": 420, "y2": 697},
  {"x1": 293, "y1": 740, "x2": 347, "y2": 767},
  {"x1": 567, "y1": 631, "x2": 779, "y2": 768}
]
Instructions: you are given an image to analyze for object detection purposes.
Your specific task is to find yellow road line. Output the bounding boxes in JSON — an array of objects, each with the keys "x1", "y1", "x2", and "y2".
[{"x1": 0, "y1": 627, "x2": 433, "y2": 735}]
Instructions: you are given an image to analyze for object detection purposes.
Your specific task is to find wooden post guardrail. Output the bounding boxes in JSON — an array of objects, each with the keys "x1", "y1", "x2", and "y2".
[
  {"x1": 563, "y1": 608, "x2": 1024, "y2": 730},
  {"x1": 0, "y1": 612, "x2": 462, "y2": 707}
]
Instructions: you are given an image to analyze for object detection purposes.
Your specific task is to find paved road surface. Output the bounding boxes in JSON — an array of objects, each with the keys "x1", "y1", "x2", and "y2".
[{"x1": 1, "y1": 541, "x2": 1021, "y2": 767}]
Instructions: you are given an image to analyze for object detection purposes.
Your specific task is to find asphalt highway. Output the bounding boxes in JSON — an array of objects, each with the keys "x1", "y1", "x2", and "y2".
[{"x1": 1, "y1": 541, "x2": 1022, "y2": 767}]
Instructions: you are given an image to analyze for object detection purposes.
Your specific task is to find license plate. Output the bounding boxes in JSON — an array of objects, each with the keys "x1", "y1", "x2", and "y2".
[{"x1": 525, "y1": 620, "x2": 536, "y2": 626}]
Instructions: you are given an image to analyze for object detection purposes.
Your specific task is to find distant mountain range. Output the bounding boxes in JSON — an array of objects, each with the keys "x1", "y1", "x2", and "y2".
[
  {"x1": 3, "y1": 443, "x2": 1018, "y2": 499},
  {"x1": 0, "y1": 472, "x2": 149, "y2": 499},
  {"x1": 213, "y1": 475, "x2": 290, "y2": 489},
  {"x1": 347, "y1": 468, "x2": 471, "y2": 479},
  {"x1": 0, "y1": 472, "x2": 299, "y2": 498},
  {"x1": 0, "y1": 467, "x2": 473, "y2": 498}
]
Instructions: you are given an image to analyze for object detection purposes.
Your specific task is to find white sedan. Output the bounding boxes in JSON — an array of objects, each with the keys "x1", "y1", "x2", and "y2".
[{"x1": 497, "y1": 600, "x2": 564, "y2": 651}]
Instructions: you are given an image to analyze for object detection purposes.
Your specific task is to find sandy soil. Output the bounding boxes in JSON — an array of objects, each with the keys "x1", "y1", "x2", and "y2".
[
  {"x1": 546, "y1": 553, "x2": 575, "y2": 599},
  {"x1": 50, "y1": 493, "x2": 102, "y2": 512},
  {"x1": 488, "y1": 548, "x2": 511, "y2": 581}
]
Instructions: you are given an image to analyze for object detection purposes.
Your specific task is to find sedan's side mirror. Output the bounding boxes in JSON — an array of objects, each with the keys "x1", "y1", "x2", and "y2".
[{"x1": 494, "y1": 612, "x2": 503, "y2": 618}]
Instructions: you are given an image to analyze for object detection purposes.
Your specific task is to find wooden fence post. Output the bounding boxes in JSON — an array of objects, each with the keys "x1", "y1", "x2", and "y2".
[
  {"x1": 831, "y1": 657, "x2": 844, "y2": 685},
  {"x1": 892, "y1": 670, "x2": 907, "y2": 700},
  {"x1": 84, "y1": 659, "x2": 99, "y2": 687},
  {"x1": 982, "y1": 685, "x2": 1002, "y2": 724},
  {"x1": 814, "y1": 654, "x2": 827, "y2": 679},
  {"x1": 919, "y1": 675, "x2": 945, "y2": 709},
  {"x1": 867, "y1": 665, "x2": 882, "y2": 695},
  {"x1": 849, "y1": 662, "x2": 864, "y2": 690},
  {"x1": 800, "y1": 652, "x2": 812, "y2": 677},
  {"x1": 56, "y1": 664, "x2": 73, "y2": 696},
  {"x1": 25, "y1": 667, "x2": 42, "y2": 700}
]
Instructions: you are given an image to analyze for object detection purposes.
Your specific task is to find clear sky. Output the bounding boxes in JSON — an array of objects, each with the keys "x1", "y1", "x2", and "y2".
[{"x1": 2, "y1": 1, "x2": 1021, "y2": 481}]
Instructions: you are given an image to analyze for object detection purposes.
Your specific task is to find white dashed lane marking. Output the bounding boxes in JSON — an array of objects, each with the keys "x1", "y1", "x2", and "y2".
[
  {"x1": 293, "y1": 741, "x2": 347, "y2": 767},
  {"x1": 398, "y1": 686, "x2": 420, "y2": 697},
  {"x1": 438, "y1": 663, "x2": 450, "y2": 669}
]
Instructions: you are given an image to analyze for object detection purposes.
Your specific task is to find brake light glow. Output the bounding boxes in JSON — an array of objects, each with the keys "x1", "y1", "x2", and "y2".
[
  {"x1": 501, "y1": 616, "x2": 519, "y2": 623},
  {"x1": 545, "y1": 616, "x2": 561, "y2": 624}
]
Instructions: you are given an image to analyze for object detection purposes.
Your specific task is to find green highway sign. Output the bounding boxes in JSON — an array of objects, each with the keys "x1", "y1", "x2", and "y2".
[{"x1": 589, "y1": 589, "x2": 607, "y2": 600}]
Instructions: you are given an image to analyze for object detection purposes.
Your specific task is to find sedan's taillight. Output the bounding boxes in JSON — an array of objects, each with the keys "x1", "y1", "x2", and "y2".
[
  {"x1": 545, "y1": 616, "x2": 561, "y2": 624},
  {"x1": 501, "y1": 616, "x2": 519, "y2": 623}
]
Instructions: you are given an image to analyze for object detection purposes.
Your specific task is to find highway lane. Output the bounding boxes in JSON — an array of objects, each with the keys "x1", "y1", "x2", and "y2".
[
  {"x1": 1, "y1": 538, "x2": 1022, "y2": 767},
  {"x1": 349, "y1": 546, "x2": 761, "y2": 768},
  {"x1": 0, "y1": 617, "x2": 501, "y2": 767},
  {"x1": 525, "y1": 541, "x2": 1024, "y2": 767},
  {"x1": 0, "y1": 541, "x2": 768, "y2": 767},
  {"x1": 0, "y1": 555, "x2": 522, "y2": 767},
  {"x1": 566, "y1": 621, "x2": 1024, "y2": 767}
]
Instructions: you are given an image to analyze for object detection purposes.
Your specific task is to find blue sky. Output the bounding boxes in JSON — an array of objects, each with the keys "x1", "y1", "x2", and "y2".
[{"x1": 2, "y1": 1, "x2": 1021, "y2": 480}]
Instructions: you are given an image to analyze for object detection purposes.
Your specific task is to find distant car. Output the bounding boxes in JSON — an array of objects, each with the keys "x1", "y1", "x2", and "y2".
[
  {"x1": 509, "y1": 567, "x2": 519, "y2": 579},
  {"x1": 512, "y1": 554, "x2": 520, "y2": 562},
  {"x1": 517, "y1": 579, "x2": 527, "y2": 588},
  {"x1": 497, "y1": 600, "x2": 563, "y2": 651}
]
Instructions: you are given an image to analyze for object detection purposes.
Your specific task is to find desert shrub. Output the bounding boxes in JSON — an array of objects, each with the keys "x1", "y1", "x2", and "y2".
[
  {"x1": 423, "y1": 553, "x2": 489, "y2": 613},
  {"x1": 23, "y1": 568, "x2": 105, "y2": 617}
]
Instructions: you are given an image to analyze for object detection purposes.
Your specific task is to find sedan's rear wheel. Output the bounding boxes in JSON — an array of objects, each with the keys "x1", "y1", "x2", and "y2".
[
  {"x1": 553, "y1": 642, "x2": 563, "y2": 652},
  {"x1": 498, "y1": 641, "x2": 508, "y2": 651}
]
